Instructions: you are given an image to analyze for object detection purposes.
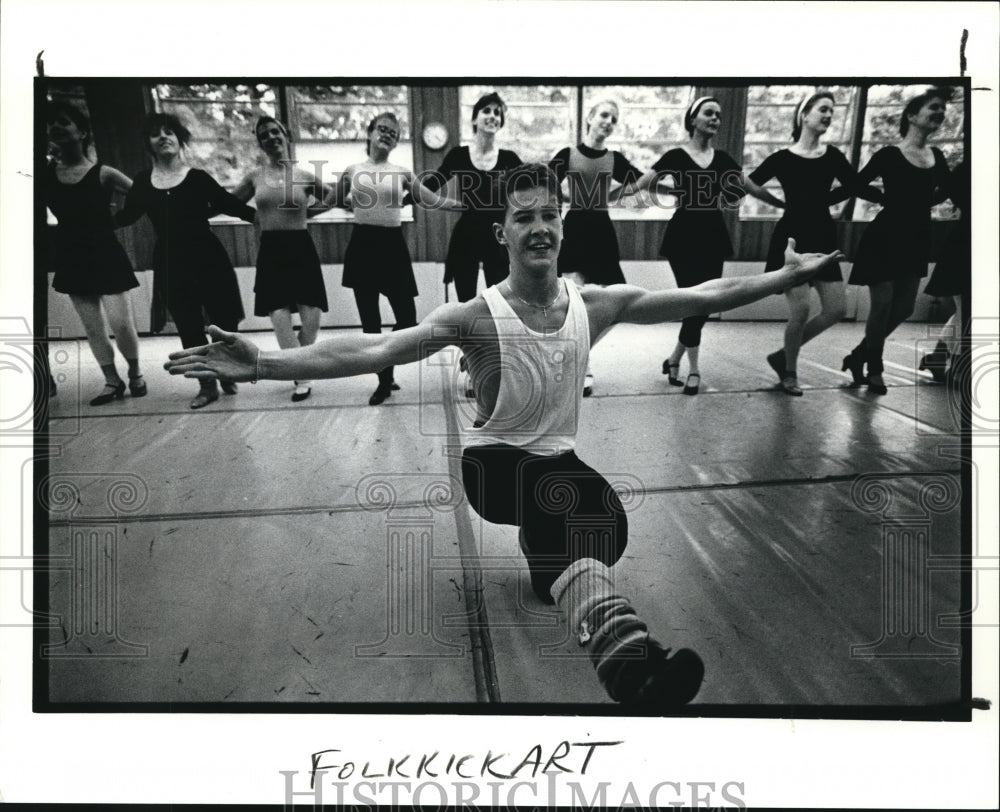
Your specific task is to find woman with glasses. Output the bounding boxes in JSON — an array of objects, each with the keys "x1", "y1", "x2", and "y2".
[
  {"x1": 422, "y1": 92, "x2": 523, "y2": 303},
  {"x1": 843, "y1": 87, "x2": 953, "y2": 395},
  {"x1": 45, "y1": 101, "x2": 146, "y2": 406},
  {"x1": 330, "y1": 112, "x2": 460, "y2": 405},
  {"x1": 232, "y1": 116, "x2": 331, "y2": 402},
  {"x1": 115, "y1": 112, "x2": 257, "y2": 409}
]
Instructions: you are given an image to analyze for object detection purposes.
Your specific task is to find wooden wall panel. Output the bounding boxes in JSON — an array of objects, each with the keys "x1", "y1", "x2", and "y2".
[
  {"x1": 410, "y1": 85, "x2": 462, "y2": 263},
  {"x1": 83, "y1": 79, "x2": 155, "y2": 271}
]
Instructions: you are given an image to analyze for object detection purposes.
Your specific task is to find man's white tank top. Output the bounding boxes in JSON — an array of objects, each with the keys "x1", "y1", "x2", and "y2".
[{"x1": 463, "y1": 279, "x2": 590, "y2": 455}]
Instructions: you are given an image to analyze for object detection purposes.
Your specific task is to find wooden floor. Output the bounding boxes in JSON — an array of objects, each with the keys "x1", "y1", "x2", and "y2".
[{"x1": 40, "y1": 320, "x2": 965, "y2": 709}]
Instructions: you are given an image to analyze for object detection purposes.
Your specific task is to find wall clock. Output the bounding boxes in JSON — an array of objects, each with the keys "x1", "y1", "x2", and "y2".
[{"x1": 421, "y1": 121, "x2": 449, "y2": 151}]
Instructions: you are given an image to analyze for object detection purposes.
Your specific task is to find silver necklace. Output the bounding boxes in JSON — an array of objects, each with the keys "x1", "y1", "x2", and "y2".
[{"x1": 506, "y1": 280, "x2": 562, "y2": 317}]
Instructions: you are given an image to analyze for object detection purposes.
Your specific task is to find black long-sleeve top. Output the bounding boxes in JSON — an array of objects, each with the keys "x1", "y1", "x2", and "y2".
[{"x1": 115, "y1": 168, "x2": 256, "y2": 234}]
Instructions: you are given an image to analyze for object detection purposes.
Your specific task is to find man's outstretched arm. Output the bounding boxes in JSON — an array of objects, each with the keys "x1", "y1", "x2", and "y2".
[
  {"x1": 601, "y1": 239, "x2": 844, "y2": 327},
  {"x1": 164, "y1": 302, "x2": 470, "y2": 383}
]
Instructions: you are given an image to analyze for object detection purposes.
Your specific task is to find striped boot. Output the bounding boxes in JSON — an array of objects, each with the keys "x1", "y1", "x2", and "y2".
[{"x1": 550, "y1": 558, "x2": 704, "y2": 707}]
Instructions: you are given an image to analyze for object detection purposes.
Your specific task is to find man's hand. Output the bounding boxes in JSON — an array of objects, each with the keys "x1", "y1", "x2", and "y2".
[
  {"x1": 782, "y1": 238, "x2": 845, "y2": 286},
  {"x1": 164, "y1": 325, "x2": 261, "y2": 382}
]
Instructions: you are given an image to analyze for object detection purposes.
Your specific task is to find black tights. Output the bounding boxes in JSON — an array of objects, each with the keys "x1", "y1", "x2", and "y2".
[
  {"x1": 462, "y1": 444, "x2": 628, "y2": 594},
  {"x1": 848, "y1": 278, "x2": 921, "y2": 375},
  {"x1": 678, "y1": 314, "x2": 710, "y2": 348},
  {"x1": 352, "y1": 288, "x2": 417, "y2": 386}
]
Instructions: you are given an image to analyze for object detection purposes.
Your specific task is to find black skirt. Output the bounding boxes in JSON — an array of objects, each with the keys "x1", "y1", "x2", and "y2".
[
  {"x1": 342, "y1": 224, "x2": 418, "y2": 298},
  {"x1": 557, "y1": 209, "x2": 626, "y2": 286},
  {"x1": 444, "y1": 212, "x2": 509, "y2": 284},
  {"x1": 924, "y1": 218, "x2": 969, "y2": 298},
  {"x1": 764, "y1": 213, "x2": 843, "y2": 285},
  {"x1": 254, "y1": 230, "x2": 329, "y2": 317},
  {"x1": 849, "y1": 210, "x2": 932, "y2": 286},
  {"x1": 51, "y1": 228, "x2": 139, "y2": 296}
]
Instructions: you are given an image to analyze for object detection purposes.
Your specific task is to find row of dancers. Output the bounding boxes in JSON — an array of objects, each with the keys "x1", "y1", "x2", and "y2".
[{"x1": 45, "y1": 87, "x2": 967, "y2": 409}]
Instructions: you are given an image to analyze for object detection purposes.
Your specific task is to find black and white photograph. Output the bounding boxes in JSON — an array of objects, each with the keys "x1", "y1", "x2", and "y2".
[{"x1": 1, "y1": 1, "x2": 998, "y2": 808}]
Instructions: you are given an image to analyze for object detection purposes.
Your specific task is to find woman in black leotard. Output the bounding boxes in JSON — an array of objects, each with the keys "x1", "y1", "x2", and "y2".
[
  {"x1": 232, "y1": 117, "x2": 330, "y2": 403},
  {"x1": 549, "y1": 99, "x2": 644, "y2": 396},
  {"x1": 115, "y1": 113, "x2": 257, "y2": 409},
  {"x1": 744, "y1": 91, "x2": 862, "y2": 396},
  {"x1": 45, "y1": 102, "x2": 146, "y2": 406},
  {"x1": 843, "y1": 88, "x2": 952, "y2": 395},
  {"x1": 422, "y1": 92, "x2": 522, "y2": 302},
  {"x1": 918, "y1": 159, "x2": 969, "y2": 384},
  {"x1": 643, "y1": 97, "x2": 744, "y2": 395}
]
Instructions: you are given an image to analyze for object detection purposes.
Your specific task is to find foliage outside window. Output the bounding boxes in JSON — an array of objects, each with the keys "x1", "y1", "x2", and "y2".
[
  {"x1": 583, "y1": 85, "x2": 695, "y2": 220},
  {"x1": 741, "y1": 85, "x2": 859, "y2": 220},
  {"x1": 855, "y1": 84, "x2": 964, "y2": 222},
  {"x1": 290, "y1": 85, "x2": 413, "y2": 221},
  {"x1": 460, "y1": 85, "x2": 694, "y2": 221},
  {"x1": 153, "y1": 84, "x2": 276, "y2": 190},
  {"x1": 459, "y1": 85, "x2": 575, "y2": 166}
]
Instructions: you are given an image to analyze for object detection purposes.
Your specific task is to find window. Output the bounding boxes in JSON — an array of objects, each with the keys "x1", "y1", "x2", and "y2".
[
  {"x1": 583, "y1": 85, "x2": 695, "y2": 220},
  {"x1": 152, "y1": 84, "x2": 277, "y2": 190},
  {"x1": 459, "y1": 85, "x2": 694, "y2": 220},
  {"x1": 459, "y1": 85, "x2": 574, "y2": 165},
  {"x1": 856, "y1": 84, "x2": 964, "y2": 222},
  {"x1": 153, "y1": 84, "x2": 413, "y2": 221},
  {"x1": 289, "y1": 85, "x2": 412, "y2": 221},
  {"x1": 741, "y1": 85, "x2": 859, "y2": 219}
]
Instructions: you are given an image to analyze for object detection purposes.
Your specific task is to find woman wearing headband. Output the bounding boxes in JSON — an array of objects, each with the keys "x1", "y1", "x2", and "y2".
[
  {"x1": 648, "y1": 96, "x2": 744, "y2": 395},
  {"x1": 45, "y1": 101, "x2": 146, "y2": 406},
  {"x1": 232, "y1": 117, "x2": 331, "y2": 403},
  {"x1": 115, "y1": 112, "x2": 256, "y2": 409},
  {"x1": 843, "y1": 87, "x2": 952, "y2": 395},
  {"x1": 329, "y1": 112, "x2": 460, "y2": 406},
  {"x1": 421, "y1": 92, "x2": 523, "y2": 302},
  {"x1": 549, "y1": 99, "x2": 644, "y2": 396},
  {"x1": 743, "y1": 91, "x2": 861, "y2": 395}
]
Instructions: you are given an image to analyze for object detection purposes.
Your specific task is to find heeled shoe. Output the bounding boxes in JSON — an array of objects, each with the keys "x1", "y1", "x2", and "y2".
[
  {"x1": 128, "y1": 376, "x2": 147, "y2": 397},
  {"x1": 780, "y1": 375, "x2": 804, "y2": 396},
  {"x1": 90, "y1": 380, "x2": 125, "y2": 406},
  {"x1": 841, "y1": 354, "x2": 866, "y2": 387},
  {"x1": 583, "y1": 372, "x2": 594, "y2": 397},
  {"x1": 220, "y1": 380, "x2": 239, "y2": 395},
  {"x1": 662, "y1": 359, "x2": 683, "y2": 386},
  {"x1": 918, "y1": 353, "x2": 947, "y2": 383},
  {"x1": 369, "y1": 383, "x2": 392, "y2": 406},
  {"x1": 683, "y1": 373, "x2": 700, "y2": 395},
  {"x1": 190, "y1": 388, "x2": 220, "y2": 409},
  {"x1": 866, "y1": 374, "x2": 888, "y2": 396},
  {"x1": 766, "y1": 350, "x2": 786, "y2": 382},
  {"x1": 291, "y1": 383, "x2": 311, "y2": 402}
]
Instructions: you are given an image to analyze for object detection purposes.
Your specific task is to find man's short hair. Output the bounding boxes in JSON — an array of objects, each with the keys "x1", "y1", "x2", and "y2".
[{"x1": 497, "y1": 163, "x2": 562, "y2": 217}]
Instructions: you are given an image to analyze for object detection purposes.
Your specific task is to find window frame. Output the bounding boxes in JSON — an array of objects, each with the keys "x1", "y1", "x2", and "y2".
[{"x1": 152, "y1": 83, "x2": 415, "y2": 224}]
